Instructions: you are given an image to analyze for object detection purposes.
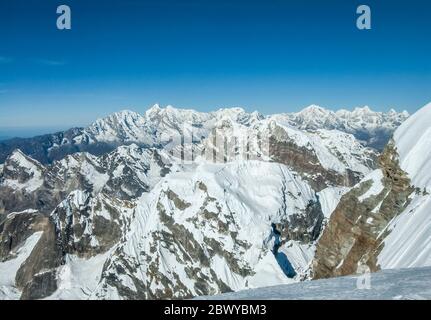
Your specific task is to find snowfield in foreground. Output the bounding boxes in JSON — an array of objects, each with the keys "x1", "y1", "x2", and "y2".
[{"x1": 197, "y1": 266, "x2": 431, "y2": 300}]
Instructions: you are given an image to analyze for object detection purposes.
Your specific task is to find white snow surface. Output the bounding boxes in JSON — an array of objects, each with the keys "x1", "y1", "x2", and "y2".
[
  {"x1": 357, "y1": 170, "x2": 385, "y2": 202},
  {"x1": 379, "y1": 194, "x2": 431, "y2": 269},
  {"x1": 317, "y1": 186, "x2": 350, "y2": 219},
  {"x1": 197, "y1": 266, "x2": 431, "y2": 300},
  {"x1": 46, "y1": 251, "x2": 113, "y2": 300}
]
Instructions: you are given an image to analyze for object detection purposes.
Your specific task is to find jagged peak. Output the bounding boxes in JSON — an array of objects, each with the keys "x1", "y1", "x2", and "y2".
[
  {"x1": 89, "y1": 110, "x2": 145, "y2": 128},
  {"x1": 110, "y1": 109, "x2": 143, "y2": 119},
  {"x1": 150, "y1": 103, "x2": 161, "y2": 111},
  {"x1": 146, "y1": 104, "x2": 208, "y2": 120}
]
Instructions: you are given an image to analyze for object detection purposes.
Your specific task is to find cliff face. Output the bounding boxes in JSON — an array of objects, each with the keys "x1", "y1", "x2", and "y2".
[{"x1": 312, "y1": 140, "x2": 415, "y2": 279}]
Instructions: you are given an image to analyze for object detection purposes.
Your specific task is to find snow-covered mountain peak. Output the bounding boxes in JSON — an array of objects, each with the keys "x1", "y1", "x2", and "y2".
[
  {"x1": 79, "y1": 109, "x2": 153, "y2": 144},
  {"x1": 2, "y1": 149, "x2": 45, "y2": 193},
  {"x1": 5, "y1": 149, "x2": 45, "y2": 174},
  {"x1": 94, "y1": 109, "x2": 144, "y2": 125},
  {"x1": 145, "y1": 103, "x2": 162, "y2": 116},
  {"x1": 299, "y1": 104, "x2": 328, "y2": 115},
  {"x1": 213, "y1": 107, "x2": 264, "y2": 126},
  {"x1": 88, "y1": 109, "x2": 146, "y2": 131},
  {"x1": 7, "y1": 149, "x2": 36, "y2": 164}
]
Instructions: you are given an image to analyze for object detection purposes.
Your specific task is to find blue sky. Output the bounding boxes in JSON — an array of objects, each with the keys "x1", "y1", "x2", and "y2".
[{"x1": 0, "y1": 0, "x2": 430, "y2": 135}]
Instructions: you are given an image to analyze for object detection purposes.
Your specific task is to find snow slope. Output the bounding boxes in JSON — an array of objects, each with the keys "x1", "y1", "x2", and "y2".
[
  {"x1": 198, "y1": 266, "x2": 431, "y2": 300},
  {"x1": 394, "y1": 102, "x2": 431, "y2": 190}
]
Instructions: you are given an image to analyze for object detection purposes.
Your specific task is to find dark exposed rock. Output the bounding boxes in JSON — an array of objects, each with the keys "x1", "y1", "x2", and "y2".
[
  {"x1": 20, "y1": 270, "x2": 58, "y2": 300},
  {"x1": 274, "y1": 199, "x2": 324, "y2": 245},
  {"x1": 0, "y1": 211, "x2": 45, "y2": 262},
  {"x1": 15, "y1": 216, "x2": 62, "y2": 290},
  {"x1": 269, "y1": 137, "x2": 366, "y2": 191},
  {"x1": 52, "y1": 191, "x2": 129, "y2": 258},
  {"x1": 312, "y1": 140, "x2": 414, "y2": 279}
]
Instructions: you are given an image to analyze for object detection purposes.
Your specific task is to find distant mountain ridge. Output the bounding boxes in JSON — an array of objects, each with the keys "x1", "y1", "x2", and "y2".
[
  {"x1": 270, "y1": 105, "x2": 409, "y2": 150},
  {"x1": 0, "y1": 104, "x2": 408, "y2": 164}
]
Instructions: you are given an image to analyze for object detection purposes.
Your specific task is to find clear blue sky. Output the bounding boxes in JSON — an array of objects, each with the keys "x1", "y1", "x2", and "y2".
[{"x1": 0, "y1": 0, "x2": 430, "y2": 134}]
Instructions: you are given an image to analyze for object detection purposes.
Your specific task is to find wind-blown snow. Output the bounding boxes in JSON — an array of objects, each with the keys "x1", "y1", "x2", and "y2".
[
  {"x1": 394, "y1": 102, "x2": 431, "y2": 190},
  {"x1": 379, "y1": 194, "x2": 431, "y2": 269}
]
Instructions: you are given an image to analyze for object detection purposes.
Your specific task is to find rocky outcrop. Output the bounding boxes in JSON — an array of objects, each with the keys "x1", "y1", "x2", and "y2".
[
  {"x1": 269, "y1": 137, "x2": 361, "y2": 191},
  {"x1": 312, "y1": 140, "x2": 415, "y2": 279},
  {"x1": 0, "y1": 211, "x2": 63, "y2": 299},
  {"x1": 273, "y1": 199, "x2": 324, "y2": 245},
  {"x1": 51, "y1": 190, "x2": 135, "y2": 258}
]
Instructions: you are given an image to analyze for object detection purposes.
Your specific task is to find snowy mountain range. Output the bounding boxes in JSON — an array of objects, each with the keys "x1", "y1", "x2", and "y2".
[
  {"x1": 271, "y1": 105, "x2": 409, "y2": 150},
  {"x1": 0, "y1": 104, "x2": 407, "y2": 164},
  {"x1": 1, "y1": 102, "x2": 430, "y2": 300}
]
